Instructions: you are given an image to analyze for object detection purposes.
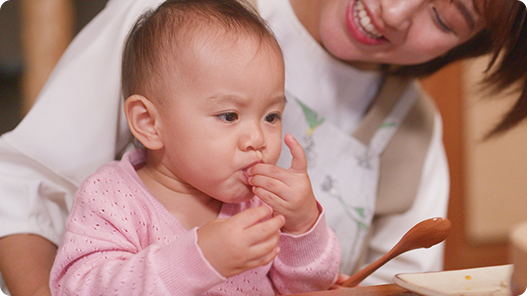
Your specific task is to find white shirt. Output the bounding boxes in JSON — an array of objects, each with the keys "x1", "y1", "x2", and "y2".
[{"x1": 0, "y1": 0, "x2": 449, "y2": 291}]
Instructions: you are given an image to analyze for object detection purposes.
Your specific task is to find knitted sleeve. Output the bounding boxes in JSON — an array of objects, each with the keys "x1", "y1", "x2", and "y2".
[
  {"x1": 49, "y1": 167, "x2": 225, "y2": 295},
  {"x1": 270, "y1": 206, "x2": 341, "y2": 294}
]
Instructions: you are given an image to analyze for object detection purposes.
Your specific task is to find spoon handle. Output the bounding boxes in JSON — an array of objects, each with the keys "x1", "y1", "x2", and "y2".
[{"x1": 341, "y1": 248, "x2": 400, "y2": 287}]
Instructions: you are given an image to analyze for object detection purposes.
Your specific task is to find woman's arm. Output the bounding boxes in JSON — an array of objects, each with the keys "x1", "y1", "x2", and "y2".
[
  {"x1": 0, "y1": 138, "x2": 75, "y2": 296},
  {"x1": 0, "y1": 234, "x2": 56, "y2": 296},
  {"x1": 0, "y1": 0, "x2": 164, "y2": 294}
]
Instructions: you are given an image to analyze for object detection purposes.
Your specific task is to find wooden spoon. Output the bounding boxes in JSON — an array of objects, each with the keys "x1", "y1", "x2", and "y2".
[{"x1": 341, "y1": 217, "x2": 452, "y2": 287}]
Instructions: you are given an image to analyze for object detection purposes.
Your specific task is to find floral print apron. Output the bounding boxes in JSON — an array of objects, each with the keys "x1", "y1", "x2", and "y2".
[{"x1": 277, "y1": 77, "x2": 416, "y2": 274}]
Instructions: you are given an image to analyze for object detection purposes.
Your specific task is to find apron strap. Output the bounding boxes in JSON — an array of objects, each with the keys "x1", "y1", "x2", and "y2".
[
  {"x1": 352, "y1": 75, "x2": 437, "y2": 215},
  {"x1": 375, "y1": 90, "x2": 437, "y2": 215},
  {"x1": 351, "y1": 82, "x2": 437, "y2": 274},
  {"x1": 353, "y1": 75, "x2": 411, "y2": 146}
]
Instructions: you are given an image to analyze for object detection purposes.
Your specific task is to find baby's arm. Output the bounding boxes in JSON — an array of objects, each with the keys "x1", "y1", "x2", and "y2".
[
  {"x1": 49, "y1": 173, "x2": 228, "y2": 296},
  {"x1": 270, "y1": 210, "x2": 341, "y2": 294},
  {"x1": 248, "y1": 134, "x2": 340, "y2": 293},
  {"x1": 248, "y1": 133, "x2": 319, "y2": 234},
  {"x1": 52, "y1": 227, "x2": 222, "y2": 295},
  {"x1": 50, "y1": 174, "x2": 285, "y2": 295}
]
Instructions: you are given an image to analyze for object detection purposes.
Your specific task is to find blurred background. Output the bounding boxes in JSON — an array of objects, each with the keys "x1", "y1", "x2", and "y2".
[
  {"x1": 1, "y1": 0, "x2": 527, "y2": 281},
  {"x1": 0, "y1": 0, "x2": 107, "y2": 134}
]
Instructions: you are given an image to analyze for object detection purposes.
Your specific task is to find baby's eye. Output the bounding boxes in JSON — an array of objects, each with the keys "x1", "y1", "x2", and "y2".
[
  {"x1": 265, "y1": 113, "x2": 281, "y2": 123},
  {"x1": 217, "y1": 112, "x2": 239, "y2": 122}
]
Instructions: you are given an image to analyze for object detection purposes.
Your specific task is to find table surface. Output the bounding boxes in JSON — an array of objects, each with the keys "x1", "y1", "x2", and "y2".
[{"x1": 291, "y1": 284, "x2": 419, "y2": 296}]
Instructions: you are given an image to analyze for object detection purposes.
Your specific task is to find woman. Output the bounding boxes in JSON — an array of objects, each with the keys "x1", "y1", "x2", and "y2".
[{"x1": 0, "y1": 0, "x2": 525, "y2": 295}]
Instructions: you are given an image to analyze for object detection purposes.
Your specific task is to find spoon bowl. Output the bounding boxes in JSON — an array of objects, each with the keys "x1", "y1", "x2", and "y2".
[{"x1": 341, "y1": 217, "x2": 452, "y2": 288}]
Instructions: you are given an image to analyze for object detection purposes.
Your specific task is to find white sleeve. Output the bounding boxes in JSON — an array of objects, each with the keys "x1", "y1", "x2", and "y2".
[
  {"x1": 0, "y1": 0, "x2": 164, "y2": 245},
  {"x1": 361, "y1": 112, "x2": 450, "y2": 286}
]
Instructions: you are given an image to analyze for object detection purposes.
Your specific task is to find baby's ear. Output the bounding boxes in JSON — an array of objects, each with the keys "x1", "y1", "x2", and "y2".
[{"x1": 124, "y1": 95, "x2": 164, "y2": 150}]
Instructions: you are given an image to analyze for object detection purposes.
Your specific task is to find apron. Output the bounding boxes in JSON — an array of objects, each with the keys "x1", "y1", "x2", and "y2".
[{"x1": 277, "y1": 76, "x2": 415, "y2": 274}]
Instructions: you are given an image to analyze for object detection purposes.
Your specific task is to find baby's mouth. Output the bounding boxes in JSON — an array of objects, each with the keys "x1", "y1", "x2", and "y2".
[
  {"x1": 242, "y1": 161, "x2": 262, "y2": 184},
  {"x1": 354, "y1": 0, "x2": 383, "y2": 39}
]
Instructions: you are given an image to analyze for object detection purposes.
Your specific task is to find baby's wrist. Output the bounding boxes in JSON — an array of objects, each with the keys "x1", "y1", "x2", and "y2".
[{"x1": 283, "y1": 208, "x2": 321, "y2": 235}]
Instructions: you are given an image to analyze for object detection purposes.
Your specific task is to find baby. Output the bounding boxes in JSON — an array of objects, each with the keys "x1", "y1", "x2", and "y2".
[{"x1": 50, "y1": 0, "x2": 340, "y2": 295}]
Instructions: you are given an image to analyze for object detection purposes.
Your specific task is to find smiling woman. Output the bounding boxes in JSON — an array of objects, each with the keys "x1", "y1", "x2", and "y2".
[{"x1": 294, "y1": 0, "x2": 494, "y2": 65}]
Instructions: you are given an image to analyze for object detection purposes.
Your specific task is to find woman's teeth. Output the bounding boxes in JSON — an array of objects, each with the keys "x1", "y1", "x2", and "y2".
[{"x1": 354, "y1": 0, "x2": 383, "y2": 39}]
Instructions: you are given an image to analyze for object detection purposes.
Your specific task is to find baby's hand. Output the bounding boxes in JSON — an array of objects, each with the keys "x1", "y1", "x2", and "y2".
[
  {"x1": 196, "y1": 206, "x2": 284, "y2": 278},
  {"x1": 248, "y1": 134, "x2": 319, "y2": 235}
]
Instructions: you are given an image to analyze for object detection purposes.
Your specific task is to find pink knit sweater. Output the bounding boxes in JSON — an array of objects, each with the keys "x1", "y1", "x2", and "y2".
[{"x1": 50, "y1": 150, "x2": 340, "y2": 295}]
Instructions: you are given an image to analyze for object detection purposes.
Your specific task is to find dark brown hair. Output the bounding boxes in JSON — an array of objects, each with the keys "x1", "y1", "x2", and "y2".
[
  {"x1": 121, "y1": 0, "x2": 280, "y2": 103},
  {"x1": 392, "y1": 0, "x2": 527, "y2": 137}
]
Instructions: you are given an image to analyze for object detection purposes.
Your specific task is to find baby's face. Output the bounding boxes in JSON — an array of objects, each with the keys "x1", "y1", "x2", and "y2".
[{"x1": 156, "y1": 34, "x2": 286, "y2": 204}]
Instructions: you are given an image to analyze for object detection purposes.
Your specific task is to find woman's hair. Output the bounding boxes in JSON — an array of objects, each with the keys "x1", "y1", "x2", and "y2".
[
  {"x1": 392, "y1": 0, "x2": 527, "y2": 137},
  {"x1": 121, "y1": 0, "x2": 279, "y2": 104}
]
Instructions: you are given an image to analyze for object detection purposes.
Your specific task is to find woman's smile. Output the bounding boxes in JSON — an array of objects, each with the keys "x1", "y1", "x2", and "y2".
[
  {"x1": 346, "y1": 0, "x2": 386, "y2": 45},
  {"x1": 354, "y1": 0, "x2": 383, "y2": 39}
]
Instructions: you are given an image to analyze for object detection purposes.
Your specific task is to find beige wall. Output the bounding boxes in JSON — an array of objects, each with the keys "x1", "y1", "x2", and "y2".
[
  {"x1": 5, "y1": 0, "x2": 107, "y2": 115},
  {"x1": 463, "y1": 57, "x2": 527, "y2": 244},
  {"x1": 420, "y1": 60, "x2": 514, "y2": 270}
]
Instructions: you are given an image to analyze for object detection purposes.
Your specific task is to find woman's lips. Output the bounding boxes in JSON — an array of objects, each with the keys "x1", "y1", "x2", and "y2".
[{"x1": 346, "y1": 0, "x2": 386, "y2": 45}]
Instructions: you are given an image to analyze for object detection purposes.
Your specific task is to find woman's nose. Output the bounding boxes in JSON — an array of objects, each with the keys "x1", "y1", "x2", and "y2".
[{"x1": 381, "y1": 0, "x2": 425, "y2": 31}]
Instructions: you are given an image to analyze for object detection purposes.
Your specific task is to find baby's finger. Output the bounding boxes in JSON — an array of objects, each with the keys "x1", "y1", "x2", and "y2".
[
  {"x1": 249, "y1": 173, "x2": 287, "y2": 195},
  {"x1": 245, "y1": 219, "x2": 283, "y2": 266},
  {"x1": 244, "y1": 215, "x2": 284, "y2": 244},
  {"x1": 252, "y1": 186, "x2": 287, "y2": 210},
  {"x1": 245, "y1": 244, "x2": 281, "y2": 269},
  {"x1": 331, "y1": 274, "x2": 352, "y2": 289},
  {"x1": 248, "y1": 163, "x2": 289, "y2": 181},
  {"x1": 230, "y1": 205, "x2": 272, "y2": 230},
  {"x1": 284, "y1": 134, "x2": 307, "y2": 173}
]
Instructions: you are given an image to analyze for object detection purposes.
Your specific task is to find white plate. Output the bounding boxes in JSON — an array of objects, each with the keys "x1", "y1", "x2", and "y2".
[{"x1": 393, "y1": 264, "x2": 513, "y2": 296}]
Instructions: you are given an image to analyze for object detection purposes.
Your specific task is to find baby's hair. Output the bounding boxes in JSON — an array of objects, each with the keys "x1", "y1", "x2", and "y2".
[{"x1": 121, "y1": 0, "x2": 280, "y2": 103}]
